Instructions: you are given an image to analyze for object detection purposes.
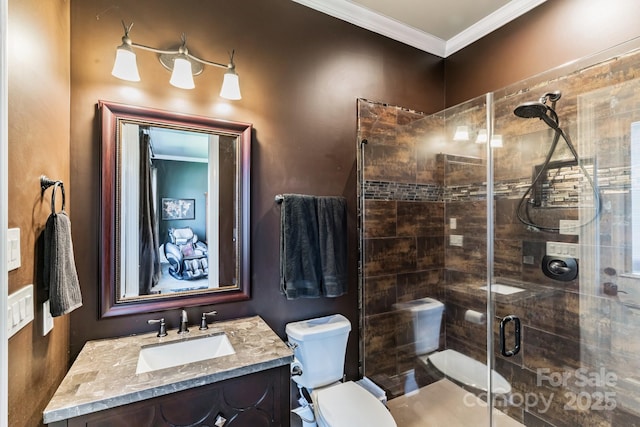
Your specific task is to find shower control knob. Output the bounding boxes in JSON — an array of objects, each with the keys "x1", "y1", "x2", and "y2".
[
  {"x1": 549, "y1": 260, "x2": 571, "y2": 274},
  {"x1": 541, "y1": 256, "x2": 578, "y2": 282}
]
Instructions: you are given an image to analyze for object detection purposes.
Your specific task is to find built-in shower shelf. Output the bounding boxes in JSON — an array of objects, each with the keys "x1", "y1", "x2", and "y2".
[{"x1": 479, "y1": 284, "x2": 525, "y2": 295}]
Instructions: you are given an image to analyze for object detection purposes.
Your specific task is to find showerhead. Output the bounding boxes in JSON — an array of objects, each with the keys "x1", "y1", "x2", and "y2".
[
  {"x1": 514, "y1": 100, "x2": 560, "y2": 130},
  {"x1": 514, "y1": 101, "x2": 550, "y2": 119}
]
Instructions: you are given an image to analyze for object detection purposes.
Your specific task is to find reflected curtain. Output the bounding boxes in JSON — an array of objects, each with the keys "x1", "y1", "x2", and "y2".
[{"x1": 139, "y1": 131, "x2": 161, "y2": 294}]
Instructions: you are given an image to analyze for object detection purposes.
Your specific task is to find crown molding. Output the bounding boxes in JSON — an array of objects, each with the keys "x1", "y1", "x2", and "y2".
[
  {"x1": 445, "y1": 0, "x2": 548, "y2": 56},
  {"x1": 291, "y1": 0, "x2": 446, "y2": 57},
  {"x1": 291, "y1": 0, "x2": 547, "y2": 58}
]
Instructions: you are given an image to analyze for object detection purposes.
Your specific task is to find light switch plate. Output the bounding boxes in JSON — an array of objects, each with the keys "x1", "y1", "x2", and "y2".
[
  {"x1": 7, "y1": 227, "x2": 20, "y2": 271},
  {"x1": 450, "y1": 234, "x2": 463, "y2": 247},
  {"x1": 559, "y1": 220, "x2": 580, "y2": 235},
  {"x1": 546, "y1": 241, "x2": 579, "y2": 259},
  {"x1": 7, "y1": 284, "x2": 34, "y2": 338}
]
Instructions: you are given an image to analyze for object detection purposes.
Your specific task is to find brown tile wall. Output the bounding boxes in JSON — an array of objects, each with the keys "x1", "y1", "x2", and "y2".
[{"x1": 358, "y1": 99, "x2": 446, "y2": 396}]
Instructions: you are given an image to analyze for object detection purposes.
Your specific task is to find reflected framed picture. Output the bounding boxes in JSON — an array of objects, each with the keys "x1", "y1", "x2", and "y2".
[{"x1": 161, "y1": 198, "x2": 195, "y2": 220}]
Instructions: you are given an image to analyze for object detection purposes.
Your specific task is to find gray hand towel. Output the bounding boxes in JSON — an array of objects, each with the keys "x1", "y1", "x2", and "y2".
[
  {"x1": 317, "y1": 196, "x2": 348, "y2": 297},
  {"x1": 43, "y1": 210, "x2": 82, "y2": 317},
  {"x1": 280, "y1": 194, "x2": 323, "y2": 299}
]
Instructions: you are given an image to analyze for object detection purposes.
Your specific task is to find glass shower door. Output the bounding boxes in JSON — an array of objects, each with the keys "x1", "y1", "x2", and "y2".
[{"x1": 489, "y1": 39, "x2": 640, "y2": 426}]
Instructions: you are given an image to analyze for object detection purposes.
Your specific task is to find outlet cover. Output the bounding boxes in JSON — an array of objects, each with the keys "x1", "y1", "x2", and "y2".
[{"x1": 43, "y1": 300, "x2": 54, "y2": 336}]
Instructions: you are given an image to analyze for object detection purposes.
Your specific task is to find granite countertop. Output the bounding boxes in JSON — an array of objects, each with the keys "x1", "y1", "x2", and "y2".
[{"x1": 43, "y1": 315, "x2": 294, "y2": 424}]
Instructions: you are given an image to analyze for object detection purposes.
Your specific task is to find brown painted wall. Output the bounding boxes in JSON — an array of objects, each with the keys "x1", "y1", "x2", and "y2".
[
  {"x1": 7, "y1": 1, "x2": 71, "y2": 426},
  {"x1": 445, "y1": 0, "x2": 640, "y2": 107},
  {"x1": 10, "y1": 0, "x2": 640, "y2": 425},
  {"x1": 68, "y1": 0, "x2": 445, "y2": 384}
]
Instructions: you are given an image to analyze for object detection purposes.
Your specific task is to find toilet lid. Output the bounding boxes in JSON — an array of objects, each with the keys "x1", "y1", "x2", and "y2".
[{"x1": 315, "y1": 381, "x2": 397, "y2": 427}]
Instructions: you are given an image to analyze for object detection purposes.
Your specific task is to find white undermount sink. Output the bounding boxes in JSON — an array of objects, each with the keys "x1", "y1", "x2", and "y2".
[
  {"x1": 136, "y1": 332, "x2": 235, "y2": 374},
  {"x1": 478, "y1": 283, "x2": 525, "y2": 295}
]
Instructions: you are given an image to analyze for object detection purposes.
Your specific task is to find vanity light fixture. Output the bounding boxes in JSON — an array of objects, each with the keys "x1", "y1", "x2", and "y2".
[{"x1": 111, "y1": 21, "x2": 242, "y2": 100}]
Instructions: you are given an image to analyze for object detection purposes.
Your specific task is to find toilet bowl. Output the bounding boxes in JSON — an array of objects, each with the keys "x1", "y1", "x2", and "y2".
[
  {"x1": 286, "y1": 314, "x2": 396, "y2": 427},
  {"x1": 424, "y1": 349, "x2": 511, "y2": 394},
  {"x1": 394, "y1": 297, "x2": 512, "y2": 395}
]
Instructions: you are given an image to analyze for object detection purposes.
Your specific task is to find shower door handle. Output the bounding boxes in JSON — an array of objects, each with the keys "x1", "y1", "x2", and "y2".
[{"x1": 499, "y1": 315, "x2": 521, "y2": 357}]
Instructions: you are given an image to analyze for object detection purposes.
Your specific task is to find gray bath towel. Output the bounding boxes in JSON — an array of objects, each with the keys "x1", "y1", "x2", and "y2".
[
  {"x1": 317, "y1": 196, "x2": 348, "y2": 297},
  {"x1": 280, "y1": 194, "x2": 323, "y2": 299},
  {"x1": 43, "y1": 210, "x2": 82, "y2": 317}
]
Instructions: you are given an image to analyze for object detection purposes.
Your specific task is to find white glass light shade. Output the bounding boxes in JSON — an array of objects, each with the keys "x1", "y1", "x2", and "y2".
[
  {"x1": 476, "y1": 129, "x2": 488, "y2": 144},
  {"x1": 112, "y1": 46, "x2": 140, "y2": 82},
  {"x1": 490, "y1": 134, "x2": 503, "y2": 148},
  {"x1": 453, "y1": 125, "x2": 470, "y2": 141},
  {"x1": 169, "y1": 56, "x2": 195, "y2": 89},
  {"x1": 220, "y1": 71, "x2": 241, "y2": 100}
]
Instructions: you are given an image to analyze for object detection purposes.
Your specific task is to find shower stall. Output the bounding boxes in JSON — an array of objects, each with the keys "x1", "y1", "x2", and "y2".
[{"x1": 357, "y1": 39, "x2": 640, "y2": 426}]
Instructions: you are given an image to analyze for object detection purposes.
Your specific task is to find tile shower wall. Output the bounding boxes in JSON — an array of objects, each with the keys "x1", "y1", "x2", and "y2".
[
  {"x1": 358, "y1": 100, "x2": 446, "y2": 394},
  {"x1": 359, "y1": 43, "x2": 640, "y2": 427}
]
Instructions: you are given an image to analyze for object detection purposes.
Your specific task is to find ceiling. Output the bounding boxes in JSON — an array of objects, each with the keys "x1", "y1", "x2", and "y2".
[
  {"x1": 148, "y1": 127, "x2": 209, "y2": 162},
  {"x1": 291, "y1": 0, "x2": 547, "y2": 57}
]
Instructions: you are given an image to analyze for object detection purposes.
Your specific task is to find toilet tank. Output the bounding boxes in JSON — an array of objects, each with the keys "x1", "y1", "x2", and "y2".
[
  {"x1": 286, "y1": 314, "x2": 351, "y2": 389},
  {"x1": 394, "y1": 297, "x2": 444, "y2": 355}
]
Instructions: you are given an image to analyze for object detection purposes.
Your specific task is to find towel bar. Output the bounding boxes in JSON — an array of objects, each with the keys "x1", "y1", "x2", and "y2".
[
  {"x1": 40, "y1": 175, "x2": 65, "y2": 213},
  {"x1": 40, "y1": 175, "x2": 62, "y2": 191}
]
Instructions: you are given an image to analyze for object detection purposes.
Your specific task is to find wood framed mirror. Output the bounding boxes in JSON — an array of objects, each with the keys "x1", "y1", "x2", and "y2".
[{"x1": 99, "y1": 101, "x2": 251, "y2": 317}]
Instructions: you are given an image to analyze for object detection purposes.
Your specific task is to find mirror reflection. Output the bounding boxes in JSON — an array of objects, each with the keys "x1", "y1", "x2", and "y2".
[
  {"x1": 99, "y1": 101, "x2": 251, "y2": 317},
  {"x1": 119, "y1": 124, "x2": 238, "y2": 299}
]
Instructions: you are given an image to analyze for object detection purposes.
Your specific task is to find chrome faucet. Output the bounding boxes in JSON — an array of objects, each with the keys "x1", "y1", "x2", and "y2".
[
  {"x1": 199, "y1": 311, "x2": 218, "y2": 330},
  {"x1": 177, "y1": 310, "x2": 189, "y2": 334},
  {"x1": 147, "y1": 317, "x2": 167, "y2": 337}
]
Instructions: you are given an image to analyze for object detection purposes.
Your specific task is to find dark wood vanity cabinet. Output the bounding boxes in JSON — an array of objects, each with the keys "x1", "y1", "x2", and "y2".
[{"x1": 49, "y1": 366, "x2": 291, "y2": 427}]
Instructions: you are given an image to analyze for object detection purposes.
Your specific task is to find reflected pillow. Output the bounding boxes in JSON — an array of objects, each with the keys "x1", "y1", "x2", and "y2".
[{"x1": 181, "y1": 243, "x2": 195, "y2": 257}]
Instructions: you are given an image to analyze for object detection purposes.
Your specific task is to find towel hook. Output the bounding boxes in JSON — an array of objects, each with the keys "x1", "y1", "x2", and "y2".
[{"x1": 40, "y1": 175, "x2": 65, "y2": 213}]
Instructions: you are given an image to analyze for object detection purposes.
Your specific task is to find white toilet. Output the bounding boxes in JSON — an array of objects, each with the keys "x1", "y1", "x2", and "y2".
[
  {"x1": 394, "y1": 297, "x2": 511, "y2": 394},
  {"x1": 286, "y1": 314, "x2": 397, "y2": 427}
]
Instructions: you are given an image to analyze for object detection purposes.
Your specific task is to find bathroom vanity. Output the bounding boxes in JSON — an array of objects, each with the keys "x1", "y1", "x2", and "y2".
[{"x1": 43, "y1": 316, "x2": 293, "y2": 426}]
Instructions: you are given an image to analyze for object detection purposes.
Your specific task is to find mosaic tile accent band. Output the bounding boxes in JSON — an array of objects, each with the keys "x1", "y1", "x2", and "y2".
[
  {"x1": 362, "y1": 181, "x2": 442, "y2": 201},
  {"x1": 364, "y1": 165, "x2": 630, "y2": 205}
]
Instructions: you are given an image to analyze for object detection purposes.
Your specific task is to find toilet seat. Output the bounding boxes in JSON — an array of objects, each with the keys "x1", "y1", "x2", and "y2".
[{"x1": 313, "y1": 381, "x2": 397, "y2": 427}]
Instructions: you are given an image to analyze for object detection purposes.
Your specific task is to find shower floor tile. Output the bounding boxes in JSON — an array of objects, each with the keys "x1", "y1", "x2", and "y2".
[{"x1": 387, "y1": 379, "x2": 524, "y2": 427}]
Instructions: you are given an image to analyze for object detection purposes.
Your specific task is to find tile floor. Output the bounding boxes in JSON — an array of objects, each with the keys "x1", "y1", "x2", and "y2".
[{"x1": 387, "y1": 379, "x2": 525, "y2": 427}]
